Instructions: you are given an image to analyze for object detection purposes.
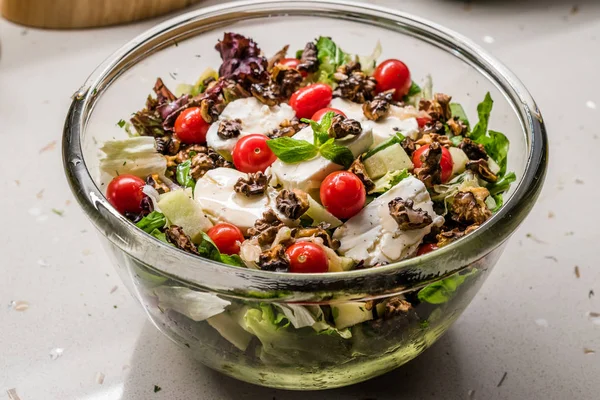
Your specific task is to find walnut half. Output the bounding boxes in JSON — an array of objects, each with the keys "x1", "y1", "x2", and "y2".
[
  {"x1": 388, "y1": 197, "x2": 433, "y2": 230},
  {"x1": 234, "y1": 172, "x2": 270, "y2": 197},
  {"x1": 275, "y1": 189, "x2": 309, "y2": 220}
]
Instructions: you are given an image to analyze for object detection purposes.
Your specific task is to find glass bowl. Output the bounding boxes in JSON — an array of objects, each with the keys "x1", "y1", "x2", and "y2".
[{"x1": 62, "y1": 0, "x2": 547, "y2": 390}]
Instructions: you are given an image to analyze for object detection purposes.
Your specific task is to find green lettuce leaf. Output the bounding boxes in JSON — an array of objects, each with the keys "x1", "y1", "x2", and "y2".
[
  {"x1": 450, "y1": 103, "x2": 470, "y2": 129},
  {"x1": 136, "y1": 211, "x2": 166, "y2": 233},
  {"x1": 469, "y1": 92, "x2": 493, "y2": 140},
  {"x1": 176, "y1": 160, "x2": 195, "y2": 189},
  {"x1": 418, "y1": 269, "x2": 478, "y2": 304},
  {"x1": 369, "y1": 169, "x2": 410, "y2": 195}
]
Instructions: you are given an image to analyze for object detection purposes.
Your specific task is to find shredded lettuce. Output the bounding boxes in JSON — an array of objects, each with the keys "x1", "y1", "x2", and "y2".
[
  {"x1": 100, "y1": 136, "x2": 167, "y2": 178},
  {"x1": 154, "y1": 286, "x2": 231, "y2": 321},
  {"x1": 418, "y1": 269, "x2": 478, "y2": 304}
]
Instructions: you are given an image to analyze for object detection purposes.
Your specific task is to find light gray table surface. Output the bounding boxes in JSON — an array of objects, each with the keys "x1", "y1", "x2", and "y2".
[{"x1": 1, "y1": 0, "x2": 598, "y2": 399}]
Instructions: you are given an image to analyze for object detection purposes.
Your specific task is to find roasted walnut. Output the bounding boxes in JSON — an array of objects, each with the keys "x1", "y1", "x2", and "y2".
[
  {"x1": 334, "y1": 62, "x2": 377, "y2": 103},
  {"x1": 199, "y1": 98, "x2": 221, "y2": 123},
  {"x1": 383, "y1": 298, "x2": 417, "y2": 320},
  {"x1": 271, "y1": 65, "x2": 303, "y2": 98},
  {"x1": 419, "y1": 93, "x2": 452, "y2": 123},
  {"x1": 250, "y1": 83, "x2": 280, "y2": 106},
  {"x1": 362, "y1": 90, "x2": 394, "y2": 121},
  {"x1": 466, "y1": 159, "x2": 498, "y2": 182},
  {"x1": 276, "y1": 189, "x2": 310, "y2": 220},
  {"x1": 234, "y1": 172, "x2": 270, "y2": 197},
  {"x1": 400, "y1": 137, "x2": 416, "y2": 156},
  {"x1": 388, "y1": 198, "x2": 433, "y2": 230},
  {"x1": 155, "y1": 135, "x2": 181, "y2": 155},
  {"x1": 258, "y1": 244, "x2": 289, "y2": 272},
  {"x1": 293, "y1": 224, "x2": 340, "y2": 250},
  {"x1": 269, "y1": 118, "x2": 308, "y2": 139},
  {"x1": 413, "y1": 142, "x2": 442, "y2": 187},
  {"x1": 459, "y1": 138, "x2": 488, "y2": 160},
  {"x1": 217, "y1": 119, "x2": 242, "y2": 140},
  {"x1": 451, "y1": 190, "x2": 492, "y2": 226},
  {"x1": 166, "y1": 226, "x2": 199, "y2": 255},
  {"x1": 247, "y1": 210, "x2": 285, "y2": 246},
  {"x1": 447, "y1": 117, "x2": 468, "y2": 136},
  {"x1": 348, "y1": 156, "x2": 375, "y2": 192},
  {"x1": 297, "y1": 42, "x2": 319, "y2": 73},
  {"x1": 328, "y1": 114, "x2": 362, "y2": 139},
  {"x1": 436, "y1": 225, "x2": 479, "y2": 247},
  {"x1": 416, "y1": 133, "x2": 452, "y2": 148}
]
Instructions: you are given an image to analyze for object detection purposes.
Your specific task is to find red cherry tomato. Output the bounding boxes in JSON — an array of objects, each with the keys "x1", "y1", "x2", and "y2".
[
  {"x1": 106, "y1": 174, "x2": 146, "y2": 215},
  {"x1": 373, "y1": 59, "x2": 412, "y2": 101},
  {"x1": 417, "y1": 243, "x2": 438, "y2": 256},
  {"x1": 311, "y1": 107, "x2": 347, "y2": 121},
  {"x1": 320, "y1": 171, "x2": 366, "y2": 219},
  {"x1": 416, "y1": 116, "x2": 431, "y2": 128},
  {"x1": 207, "y1": 223, "x2": 245, "y2": 255},
  {"x1": 232, "y1": 134, "x2": 277, "y2": 173},
  {"x1": 286, "y1": 242, "x2": 329, "y2": 273},
  {"x1": 174, "y1": 107, "x2": 210, "y2": 144},
  {"x1": 412, "y1": 144, "x2": 453, "y2": 183},
  {"x1": 278, "y1": 58, "x2": 307, "y2": 77},
  {"x1": 289, "y1": 83, "x2": 333, "y2": 119}
]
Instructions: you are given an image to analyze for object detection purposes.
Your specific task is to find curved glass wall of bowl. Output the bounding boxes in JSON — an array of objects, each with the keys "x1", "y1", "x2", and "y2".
[{"x1": 63, "y1": 0, "x2": 547, "y2": 389}]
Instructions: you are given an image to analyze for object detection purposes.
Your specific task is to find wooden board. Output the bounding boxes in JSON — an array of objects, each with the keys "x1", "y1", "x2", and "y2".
[{"x1": 1, "y1": 0, "x2": 202, "y2": 29}]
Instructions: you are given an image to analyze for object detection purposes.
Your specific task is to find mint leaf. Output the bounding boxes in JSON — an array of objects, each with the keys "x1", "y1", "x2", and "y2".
[
  {"x1": 176, "y1": 160, "x2": 195, "y2": 189},
  {"x1": 302, "y1": 111, "x2": 334, "y2": 146},
  {"x1": 320, "y1": 139, "x2": 354, "y2": 168},
  {"x1": 450, "y1": 103, "x2": 470, "y2": 129},
  {"x1": 469, "y1": 92, "x2": 493, "y2": 140},
  {"x1": 267, "y1": 137, "x2": 319, "y2": 163},
  {"x1": 136, "y1": 211, "x2": 166, "y2": 233},
  {"x1": 220, "y1": 254, "x2": 244, "y2": 267}
]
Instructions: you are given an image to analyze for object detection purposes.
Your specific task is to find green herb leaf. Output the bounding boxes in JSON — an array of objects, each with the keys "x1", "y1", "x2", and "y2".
[
  {"x1": 51, "y1": 208, "x2": 64, "y2": 216},
  {"x1": 450, "y1": 103, "x2": 470, "y2": 129},
  {"x1": 220, "y1": 254, "x2": 245, "y2": 267},
  {"x1": 267, "y1": 137, "x2": 319, "y2": 163},
  {"x1": 302, "y1": 111, "x2": 334, "y2": 146},
  {"x1": 418, "y1": 269, "x2": 478, "y2": 304},
  {"x1": 320, "y1": 139, "x2": 354, "y2": 168},
  {"x1": 295, "y1": 49, "x2": 304, "y2": 59},
  {"x1": 176, "y1": 160, "x2": 195, "y2": 189},
  {"x1": 136, "y1": 211, "x2": 166, "y2": 233},
  {"x1": 117, "y1": 119, "x2": 126, "y2": 128},
  {"x1": 469, "y1": 92, "x2": 493, "y2": 140}
]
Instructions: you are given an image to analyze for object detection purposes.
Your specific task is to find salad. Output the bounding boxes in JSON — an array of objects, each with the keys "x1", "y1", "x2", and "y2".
[
  {"x1": 99, "y1": 32, "x2": 515, "y2": 373},
  {"x1": 102, "y1": 32, "x2": 514, "y2": 273}
]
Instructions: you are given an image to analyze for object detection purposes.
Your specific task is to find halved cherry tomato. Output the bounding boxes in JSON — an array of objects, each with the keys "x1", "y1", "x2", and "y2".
[
  {"x1": 311, "y1": 107, "x2": 346, "y2": 121},
  {"x1": 417, "y1": 243, "x2": 438, "y2": 256},
  {"x1": 289, "y1": 83, "x2": 333, "y2": 119},
  {"x1": 106, "y1": 174, "x2": 146, "y2": 215},
  {"x1": 373, "y1": 59, "x2": 412, "y2": 101},
  {"x1": 207, "y1": 223, "x2": 245, "y2": 255},
  {"x1": 174, "y1": 107, "x2": 210, "y2": 144},
  {"x1": 286, "y1": 242, "x2": 329, "y2": 273},
  {"x1": 320, "y1": 171, "x2": 366, "y2": 219},
  {"x1": 412, "y1": 144, "x2": 453, "y2": 183},
  {"x1": 416, "y1": 116, "x2": 432, "y2": 128},
  {"x1": 232, "y1": 134, "x2": 277, "y2": 173},
  {"x1": 278, "y1": 58, "x2": 307, "y2": 77}
]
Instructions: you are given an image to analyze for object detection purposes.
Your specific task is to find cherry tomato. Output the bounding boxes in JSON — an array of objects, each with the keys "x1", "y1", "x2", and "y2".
[
  {"x1": 289, "y1": 83, "x2": 333, "y2": 119},
  {"x1": 174, "y1": 107, "x2": 210, "y2": 144},
  {"x1": 232, "y1": 134, "x2": 277, "y2": 173},
  {"x1": 417, "y1": 243, "x2": 438, "y2": 256},
  {"x1": 373, "y1": 59, "x2": 412, "y2": 101},
  {"x1": 311, "y1": 107, "x2": 347, "y2": 121},
  {"x1": 286, "y1": 242, "x2": 329, "y2": 273},
  {"x1": 278, "y1": 58, "x2": 307, "y2": 77},
  {"x1": 412, "y1": 144, "x2": 453, "y2": 183},
  {"x1": 416, "y1": 116, "x2": 431, "y2": 128},
  {"x1": 207, "y1": 223, "x2": 245, "y2": 255},
  {"x1": 106, "y1": 174, "x2": 146, "y2": 215},
  {"x1": 320, "y1": 171, "x2": 366, "y2": 219}
]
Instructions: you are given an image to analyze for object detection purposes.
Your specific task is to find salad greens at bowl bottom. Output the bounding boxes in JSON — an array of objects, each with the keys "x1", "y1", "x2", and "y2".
[{"x1": 97, "y1": 32, "x2": 514, "y2": 387}]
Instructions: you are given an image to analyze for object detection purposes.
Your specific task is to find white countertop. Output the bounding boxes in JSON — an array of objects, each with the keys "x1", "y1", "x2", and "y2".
[{"x1": 1, "y1": 1, "x2": 598, "y2": 399}]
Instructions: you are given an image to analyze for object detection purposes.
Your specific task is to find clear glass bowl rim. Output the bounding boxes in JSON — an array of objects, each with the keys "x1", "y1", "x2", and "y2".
[{"x1": 62, "y1": 0, "x2": 548, "y2": 301}]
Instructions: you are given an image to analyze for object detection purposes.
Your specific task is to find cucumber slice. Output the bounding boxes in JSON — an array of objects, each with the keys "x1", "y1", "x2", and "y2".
[
  {"x1": 363, "y1": 143, "x2": 413, "y2": 180},
  {"x1": 305, "y1": 195, "x2": 342, "y2": 228},
  {"x1": 332, "y1": 302, "x2": 373, "y2": 330},
  {"x1": 158, "y1": 190, "x2": 213, "y2": 244},
  {"x1": 448, "y1": 147, "x2": 469, "y2": 177}
]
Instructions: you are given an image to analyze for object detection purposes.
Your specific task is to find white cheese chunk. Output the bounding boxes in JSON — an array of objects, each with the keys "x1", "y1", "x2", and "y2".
[
  {"x1": 370, "y1": 116, "x2": 419, "y2": 146},
  {"x1": 333, "y1": 176, "x2": 443, "y2": 266},
  {"x1": 206, "y1": 98, "x2": 295, "y2": 156},
  {"x1": 330, "y1": 98, "x2": 368, "y2": 122},
  {"x1": 194, "y1": 168, "x2": 276, "y2": 231},
  {"x1": 270, "y1": 125, "x2": 373, "y2": 192}
]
